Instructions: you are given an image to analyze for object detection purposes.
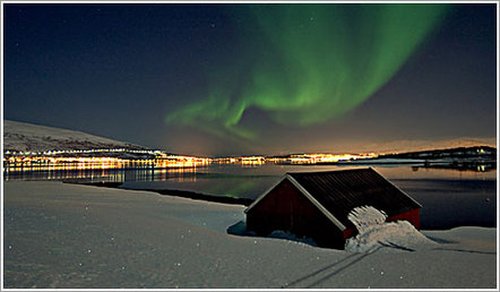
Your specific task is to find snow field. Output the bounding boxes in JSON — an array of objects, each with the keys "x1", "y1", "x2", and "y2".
[{"x1": 3, "y1": 181, "x2": 497, "y2": 288}]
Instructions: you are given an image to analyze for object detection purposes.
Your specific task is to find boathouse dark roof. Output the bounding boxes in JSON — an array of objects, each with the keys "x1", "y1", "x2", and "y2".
[{"x1": 246, "y1": 167, "x2": 422, "y2": 230}]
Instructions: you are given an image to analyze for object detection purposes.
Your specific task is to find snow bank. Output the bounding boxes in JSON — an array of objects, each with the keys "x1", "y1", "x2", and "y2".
[{"x1": 345, "y1": 206, "x2": 437, "y2": 253}]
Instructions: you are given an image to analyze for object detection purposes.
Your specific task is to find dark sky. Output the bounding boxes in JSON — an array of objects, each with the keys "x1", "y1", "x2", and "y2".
[{"x1": 4, "y1": 3, "x2": 497, "y2": 156}]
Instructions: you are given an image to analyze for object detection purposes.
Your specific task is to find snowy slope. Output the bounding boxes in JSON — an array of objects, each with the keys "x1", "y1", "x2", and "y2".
[
  {"x1": 361, "y1": 138, "x2": 496, "y2": 155},
  {"x1": 4, "y1": 181, "x2": 496, "y2": 288},
  {"x1": 3, "y1": 120, "x2": 146, "y2": 152}
]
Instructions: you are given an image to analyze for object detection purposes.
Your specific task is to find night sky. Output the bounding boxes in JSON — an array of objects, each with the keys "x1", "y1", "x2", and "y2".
[{"x1": 4, "y1": 3, "x2": 497, "y2": 156}]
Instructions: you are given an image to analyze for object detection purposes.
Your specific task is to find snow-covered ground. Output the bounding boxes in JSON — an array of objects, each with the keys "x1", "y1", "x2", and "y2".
[
  {"x1": 3, "y1": 120, "x2": 143, "y2": 152},
  {"x1": 3, "y1": 181, "x2": 497, "y2": 288}
]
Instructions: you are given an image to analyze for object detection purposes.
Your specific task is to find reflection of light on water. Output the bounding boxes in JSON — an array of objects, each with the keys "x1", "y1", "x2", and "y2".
[
  {"x1": 152, "y1": 167, "x2": 198, "y2": 183},
  {"x1": 3, "y1": 162, "x2": 205, "y2": 184},
  {"x1": 4, "y1": 168, "x2": 125, "y2": 183},
  {"x1": 3, "y1": 155, "x2": 210, "y2": 184},
  {"x1": 240, "y1": 164, "x2": 263, "y2": 168},
  {"x1": 4, "y1": 155, "x2": 211, "y2": 172}
]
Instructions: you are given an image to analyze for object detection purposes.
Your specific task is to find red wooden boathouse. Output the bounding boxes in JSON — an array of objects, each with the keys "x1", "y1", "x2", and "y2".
[{"x1": 245, "y1": 168, "x2": 422, "y2": 249}]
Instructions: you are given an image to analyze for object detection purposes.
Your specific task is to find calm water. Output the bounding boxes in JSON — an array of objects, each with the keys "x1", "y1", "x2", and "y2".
[{"x1": 4, "y1": 164, "x2": 497, "y2": 230}]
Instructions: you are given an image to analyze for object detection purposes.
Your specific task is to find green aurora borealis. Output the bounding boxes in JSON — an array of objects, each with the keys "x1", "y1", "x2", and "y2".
[{"x1": 166, "y1": 4, "x2": 449, "y2": 140}]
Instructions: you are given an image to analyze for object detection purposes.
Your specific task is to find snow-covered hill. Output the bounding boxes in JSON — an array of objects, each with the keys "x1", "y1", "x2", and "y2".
[
  {"x1": 3, "y1": 120, "x2": 147, "y2": 152},
  {"x1": 360, "y1": 138, "x2": 497, "y2": 155}
]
